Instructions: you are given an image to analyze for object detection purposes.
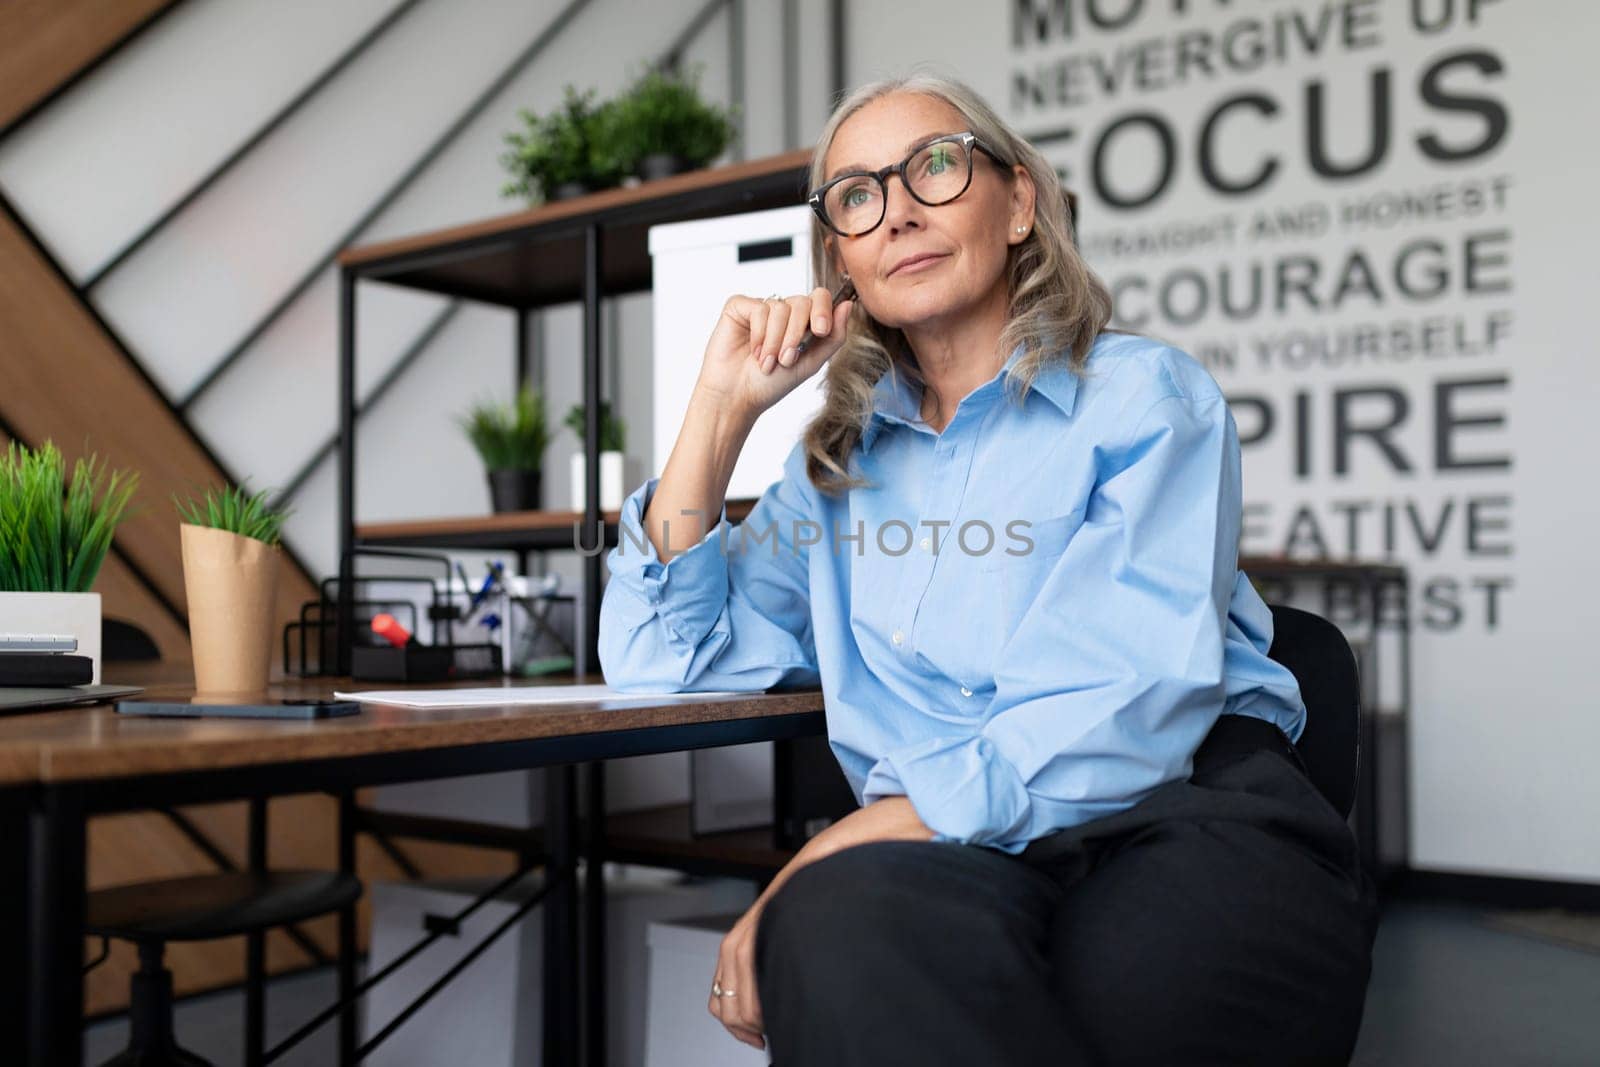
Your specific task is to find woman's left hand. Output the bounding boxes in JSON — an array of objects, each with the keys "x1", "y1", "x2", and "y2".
[
  {"x1": 709, "y1": 898, "x2": 769, "y2": 1050},
  {"x1": 708, "y1": 796, "x2": 938, "y2": 1051}
]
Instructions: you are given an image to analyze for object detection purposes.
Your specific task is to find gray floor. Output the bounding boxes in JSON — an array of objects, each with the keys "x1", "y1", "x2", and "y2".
[
  {"x1": 84, "y1": 898, "x2": 1600, "y2": 1066},
  {"x1": 1351, "y1": 899, "x2": 1600, "y2": 1066}
]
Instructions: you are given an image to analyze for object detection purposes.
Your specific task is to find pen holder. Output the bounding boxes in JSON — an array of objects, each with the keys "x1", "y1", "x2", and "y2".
[
  {"x1": 351, "y1": 644, "x2": 453, "y2": 683},
  {"x1": 349, "y1": 642, "x2": 504, "y2": 683}
]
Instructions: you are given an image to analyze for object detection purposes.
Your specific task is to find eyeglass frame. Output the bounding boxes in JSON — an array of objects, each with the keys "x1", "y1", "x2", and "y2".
[{"x1": 807, "y1": 130, "x2": 1009, "y2": 238}]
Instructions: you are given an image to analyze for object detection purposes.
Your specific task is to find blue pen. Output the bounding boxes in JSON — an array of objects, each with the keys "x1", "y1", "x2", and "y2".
[{"x1": 466, "y1": 571, "x2": 496, "y2": 614}]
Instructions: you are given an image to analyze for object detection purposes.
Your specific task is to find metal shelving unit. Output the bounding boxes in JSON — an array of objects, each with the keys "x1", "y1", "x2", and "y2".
[
  {"x1": 334, "y1": 148, "x2": 818, "y2": 1067},
  {"x1": 334, "y1": 148, "x2": 810, "y2": 675}
]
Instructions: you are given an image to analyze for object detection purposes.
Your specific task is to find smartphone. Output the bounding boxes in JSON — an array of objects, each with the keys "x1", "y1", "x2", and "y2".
[{"x1": 115, "y1": 697, "x2": 361, "y2": 720}]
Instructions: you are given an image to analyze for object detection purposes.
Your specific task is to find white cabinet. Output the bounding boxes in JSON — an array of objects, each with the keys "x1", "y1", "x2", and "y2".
[
  {"x1": 364, "y1": 868, "x2": 756, "y2": 1066},
  {"x1": 649, "y1": 204, "x2": 821, "y2": 501},
  {"x1": 645, "y1": 914, "x2": 771, "y2": 1067}
]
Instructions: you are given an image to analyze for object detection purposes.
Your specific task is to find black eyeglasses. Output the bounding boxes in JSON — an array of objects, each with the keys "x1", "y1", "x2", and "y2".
[{"x1": 809, "y1": 131, "x2": 1007, "y2": 238}]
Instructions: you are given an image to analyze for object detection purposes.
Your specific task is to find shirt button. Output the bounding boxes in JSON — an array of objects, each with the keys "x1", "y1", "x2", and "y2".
[
  {"x1": 891, "y1": 629, "x2": 904, "y2": 647},
  {"x1": 919, "y1": 536, "x2": 931, "y2": 551},
  {"x1": 959, "y1": 686, "x2": 973, "y2": 697}
]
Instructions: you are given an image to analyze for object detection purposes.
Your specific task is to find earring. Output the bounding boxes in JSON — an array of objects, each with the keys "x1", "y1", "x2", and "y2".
[{"x1": 1015, "y1": 226, "x2": 1027, "y2": 234}]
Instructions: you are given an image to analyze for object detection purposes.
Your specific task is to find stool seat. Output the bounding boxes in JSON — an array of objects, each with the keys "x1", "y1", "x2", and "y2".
[{"x1": 87, "y1": 871, "x2": 361, "y2": 943}]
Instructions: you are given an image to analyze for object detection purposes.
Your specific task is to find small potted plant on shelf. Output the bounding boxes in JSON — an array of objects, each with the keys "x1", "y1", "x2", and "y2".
[
  {"x1": 500, "y1": 86, "x2": 622, "y2": 203},
  {"x1": 593, "y1": 64, "x2": 738, "y2": 182},
  {"x1": 460, "y1": 386, "x2": 550, "y2": 513},
  {"x1": 0, "y1": 441, "x2": 138, "y2": 684},
  {"x1": 563, "y1": 401, "x2": 628, "y2": 511},
  {"x1": 174, "y1": 484, "x2": 289, "y2": 696}
]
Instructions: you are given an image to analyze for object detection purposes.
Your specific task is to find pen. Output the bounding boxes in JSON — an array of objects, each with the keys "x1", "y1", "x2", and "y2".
[
  {"x1": 466, "y1": 568, "x2": 496, "y2": 615},
  {"x1": 794, "y1": 278, "x2": 857, "y2": 356}
]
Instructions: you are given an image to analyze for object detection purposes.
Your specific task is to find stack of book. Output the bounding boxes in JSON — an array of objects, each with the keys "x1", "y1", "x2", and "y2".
[{"x1": 0, "y1": 633, "x2": 93, "y2": 686}]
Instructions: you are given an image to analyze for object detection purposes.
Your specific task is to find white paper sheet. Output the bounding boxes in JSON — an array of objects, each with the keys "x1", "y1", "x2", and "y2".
[{"x1": 330, "y1": 684, "x2": 748, "y2": 708}]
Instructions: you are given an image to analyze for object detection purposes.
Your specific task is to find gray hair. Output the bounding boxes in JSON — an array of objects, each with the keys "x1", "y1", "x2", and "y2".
[{"x1": 800, "y1": 70, "x2": 1115, "y2": 496}]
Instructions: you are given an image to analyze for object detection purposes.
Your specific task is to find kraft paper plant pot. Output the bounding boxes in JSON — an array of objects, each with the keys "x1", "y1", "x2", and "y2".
[
  {"x1": 180, "y1": 523, "x2": 279, "y2": 696},
  {"x1": 0, "y1": 591, "x2": 102, "y2": 683},
  {"x1": 570, "y1": 450, "x2": 624, "y2": 511}
]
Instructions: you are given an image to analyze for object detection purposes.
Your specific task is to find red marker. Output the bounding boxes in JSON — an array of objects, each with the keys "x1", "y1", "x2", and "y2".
[{"x1": 371, "y1": 613, "x2": 412, "y2": 648}]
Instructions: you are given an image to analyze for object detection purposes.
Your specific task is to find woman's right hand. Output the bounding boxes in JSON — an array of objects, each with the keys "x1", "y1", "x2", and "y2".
[{"x1": 694, "y1": 287, "x2": 855, "y2": 423}]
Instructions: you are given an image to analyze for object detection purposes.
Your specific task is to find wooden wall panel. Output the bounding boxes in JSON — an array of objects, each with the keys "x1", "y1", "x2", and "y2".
[
  {"x1": 1, "y1": 5, "x2": 523, "y2": 1021},
  {"x1": 91, "y1": 553, "x2": 192, "y2": 661},
  {"x1": 0, "y1": 211, "x2": 319, "y2": 633},
  {"x1": 0, "y1": 0, "x2": 177, "y2": 131}
]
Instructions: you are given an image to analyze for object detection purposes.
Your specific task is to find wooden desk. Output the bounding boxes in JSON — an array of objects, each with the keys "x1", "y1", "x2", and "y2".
[{"x1": 1, "y1": 672, "x2": 826, "y2": 1067}]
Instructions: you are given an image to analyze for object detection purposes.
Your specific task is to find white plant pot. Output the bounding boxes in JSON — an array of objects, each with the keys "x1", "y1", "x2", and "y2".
[
  {"x1": 570, "y1": 450, "x2": 625, "y2": 512},
  {"x1": 0, "y1": 591, "x2": 103, "y2": 684}
]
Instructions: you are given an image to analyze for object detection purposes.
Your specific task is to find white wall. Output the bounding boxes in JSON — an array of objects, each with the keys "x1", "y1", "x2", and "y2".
[{"x1": 844, "y1": 0, "x2": 1600, "y2": 885}]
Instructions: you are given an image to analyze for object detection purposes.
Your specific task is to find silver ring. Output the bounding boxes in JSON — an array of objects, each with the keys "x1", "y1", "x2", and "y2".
[{"x1": 712, "y1": 979, "x2": 737, "y2": 997}]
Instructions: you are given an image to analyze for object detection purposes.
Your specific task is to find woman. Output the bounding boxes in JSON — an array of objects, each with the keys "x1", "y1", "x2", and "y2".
[{"x1": 599, "y1": 72, "x2": 1376, "y2": 1065}]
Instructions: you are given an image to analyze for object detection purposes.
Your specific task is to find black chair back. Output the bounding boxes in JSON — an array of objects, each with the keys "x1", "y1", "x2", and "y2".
[
  {"x1": 1264, "y1": 604, "x2": 1361, "y2": 820},
  {"x1": 103, "y1": 617, "x2": 160, "y2": 662}
]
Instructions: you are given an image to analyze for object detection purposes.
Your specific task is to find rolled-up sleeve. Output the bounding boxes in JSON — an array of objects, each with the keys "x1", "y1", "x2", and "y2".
[
  {"x1": 862, "y1": 389, "x2": 1242, "y2": 854},
  {"x1": 598, "y1": 442, "x2": 821, "y2": 693}
]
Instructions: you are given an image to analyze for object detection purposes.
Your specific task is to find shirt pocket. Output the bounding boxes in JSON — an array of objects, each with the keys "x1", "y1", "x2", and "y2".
[{"x1": 981, "y1": 511, "x2": 1082, "y2": 641}]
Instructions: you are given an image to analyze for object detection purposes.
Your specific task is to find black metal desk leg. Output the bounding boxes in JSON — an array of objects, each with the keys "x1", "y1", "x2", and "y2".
[
  {"x1": 337, "y1": 790, "x2": 358, "y2": 1064},
  {"x1": 1, "y1": 798, "x2": 29, "y2": 1052},
  {"x1": 27, "y1": 788, "x2": 87, "y2": 1067},
  {"x1": 583, "y1": 760, "x2": 607, "y2": 1067},
  {"x1": 544, "y1": 763, "x2": 578, "y2": 1064},
  {"x1": 246, "y1": 797, "x2": 268, "y2": 1067}
]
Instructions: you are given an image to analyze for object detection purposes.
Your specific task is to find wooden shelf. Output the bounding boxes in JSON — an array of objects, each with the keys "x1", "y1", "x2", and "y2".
[
  {"x1": 357, "y1": 498, "x2": 760, "y2": 551},
  {"x1": 603, "y1": 802, "x2": 796, "y2": 876},
  {"x1": 363, "y1": 802, "x2": 797, "y2": 878},
  {"x1": 339, "y1": 150, "x2": 811, "y2": 307}
]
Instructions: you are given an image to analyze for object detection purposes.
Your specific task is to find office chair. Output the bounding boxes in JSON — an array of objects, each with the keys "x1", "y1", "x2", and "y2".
[
  {"x1": 86, "y1": 838, "x2": 360, "y2": 1066},
  {"x1": 103, "y1": 618, "x2": 161, "y2": 662},
  {"x1": 1264, "y1": 603, "x2": 1361, "y2": 820}
]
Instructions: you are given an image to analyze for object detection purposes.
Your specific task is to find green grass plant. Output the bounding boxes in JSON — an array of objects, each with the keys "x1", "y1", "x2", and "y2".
[{"x1": 0, "y1": 440, "x2": 138, "y2": 593}]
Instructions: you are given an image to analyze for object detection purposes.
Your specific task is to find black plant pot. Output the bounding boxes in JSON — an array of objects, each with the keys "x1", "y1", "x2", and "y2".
[
  {"x1": 487, "y1": 469, "x2": 541, "y2": 513},
  {"x1": 548, "y1": 180, "x2": 592, "y2": 201},
  {"x1": 637, "y1": 153, "x2": 691, "y2": 182}
]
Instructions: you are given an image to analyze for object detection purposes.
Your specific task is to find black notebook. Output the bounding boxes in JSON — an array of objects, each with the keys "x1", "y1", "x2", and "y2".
[{"x1": 0, "y1": 653, "x2": 94, "y2": 687}]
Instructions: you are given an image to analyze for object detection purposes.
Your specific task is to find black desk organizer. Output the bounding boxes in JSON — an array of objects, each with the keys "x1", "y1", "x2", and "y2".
[{"x1": 282, "y1": 548, "x2": 502, "y2": 682}]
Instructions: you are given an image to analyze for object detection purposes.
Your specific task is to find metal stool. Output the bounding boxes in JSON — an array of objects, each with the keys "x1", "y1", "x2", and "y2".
[{"x1": 87, "y1": 870, "x2": 361, "y2": 1066}]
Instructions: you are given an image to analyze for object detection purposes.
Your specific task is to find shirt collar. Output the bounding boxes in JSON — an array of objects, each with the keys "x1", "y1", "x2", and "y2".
[{"x1": 860, "y1": 342, "x2": 1080, "y2": 454}]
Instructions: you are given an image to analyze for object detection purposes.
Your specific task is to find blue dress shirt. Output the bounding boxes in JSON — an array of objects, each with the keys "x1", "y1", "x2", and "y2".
[{"x1": 598, "y1": 330, "x2": 1306, "y2": 855}]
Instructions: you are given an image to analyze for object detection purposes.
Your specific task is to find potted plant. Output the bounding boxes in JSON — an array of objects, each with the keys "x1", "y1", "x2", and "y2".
[
  {"x1": 460, "y1": 387, "x2": 550, "y2": 512},
  {"x1": 593, "y1": 65, "x2": 738, "y2": 182},
  {"x1": 0, "y1": 441, "x2": 138, "y2": 684},
  {"x1": 564, "y1": 401, "x2": 627, "y2": 511},
  {"x1": 175, "y1": 485, "x2": 289, "y2": 695},
  {"x1": 500, "y1": 86, "x2": 622, "y2": 203}
]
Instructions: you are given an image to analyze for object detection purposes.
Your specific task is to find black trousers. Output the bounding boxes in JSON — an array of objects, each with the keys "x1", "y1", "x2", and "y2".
[{"x1": 755, "y1": 714, "x2": 1378, "y2": 1066}]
